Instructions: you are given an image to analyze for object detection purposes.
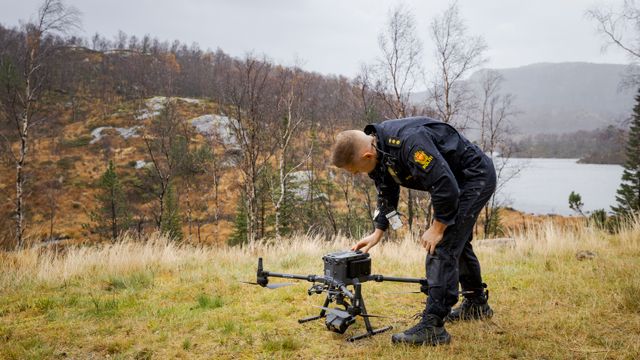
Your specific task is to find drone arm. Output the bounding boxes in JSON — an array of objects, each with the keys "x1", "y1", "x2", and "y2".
[
  {"x1": 262, "y1": 271, "x2": 318, "y2": 283},
  {"x1": 366, "y1": 274, "x2": 427, "y2": 285},
  {"x1": 257, "y1": 258, "x2": 319, "y2": 283}
]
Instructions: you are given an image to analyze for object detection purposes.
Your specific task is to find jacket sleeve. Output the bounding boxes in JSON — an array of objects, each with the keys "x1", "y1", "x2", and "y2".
[
  {"x1": 370, "y1": 170, "x2": 400, "y2": 231},
  {"x1": 404, "y1": 132, "x2": 460, "y2": 226}
]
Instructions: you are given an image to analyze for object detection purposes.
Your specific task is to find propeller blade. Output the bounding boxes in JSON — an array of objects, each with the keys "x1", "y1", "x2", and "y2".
[
  {"x1": 313, "y1": 305, "x2": 388, "y2": 319},
  {"x1": 239, "y1": 281, "x2": 295, "y2": 289},
  {"x1": 265, "y1": 283, "x2": 295, "y2": 289}
]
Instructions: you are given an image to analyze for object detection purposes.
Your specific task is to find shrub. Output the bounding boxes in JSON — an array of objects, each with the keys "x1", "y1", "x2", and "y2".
[{"x1": 60, "y1": 135, "x2": 92, "y2": 148}]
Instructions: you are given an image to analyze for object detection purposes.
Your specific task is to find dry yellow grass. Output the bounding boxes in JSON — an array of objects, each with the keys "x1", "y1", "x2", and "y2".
[{"x1": 1, "y1": 218, "x2": 639, "y2": 359}]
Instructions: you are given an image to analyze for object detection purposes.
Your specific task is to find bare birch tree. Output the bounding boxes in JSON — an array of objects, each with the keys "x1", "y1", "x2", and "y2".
[
  {"x1": 368, "y1": 4, "x2": 423, "y2": 233},
  {"x1": 587, "y1": 0, "x2": 640, "y2": 86},
  {"x1": 270, "y1": 66, "x2": 310, "y2": 239},
  {"x1": 476, "y1": 70, "x2": 520, "y2": 236},
  {"x1": 220, "y1": 54, "x2": 276, "y2": 243},
  {"x1": 141, "y1": 99, "x2": 183, "y2": 234},
  {"x1": 374, "y1": 4, "x2": 423, "y2": 119},
  {"x1": 429, "y1": 2, "x2": 487, "y2": 129},
  {"x1": 587, "y1": 1, "x2": 640, "y2": 60},
  {"x1": 0, "y1": 0, "x2": 80, "y2": 248}
]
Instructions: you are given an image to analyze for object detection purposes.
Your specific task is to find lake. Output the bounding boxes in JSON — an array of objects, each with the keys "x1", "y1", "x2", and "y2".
[{"x1": 495, "y1": 158, "x2": 624, "y2": 216}]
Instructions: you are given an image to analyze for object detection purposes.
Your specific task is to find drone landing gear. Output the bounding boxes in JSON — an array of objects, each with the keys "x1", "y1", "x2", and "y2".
[
  {"x1": 347, "y1": 325, "x2": 393, "y2": 342},
  {"x1": 298, "y1": 295, "x2": 331, "y2": 324},
  {"x1": 298, "y1": 283, "x2": 393, "y2": 341},
  {"x1": 347, "y1": 293, "x2": 392, "y2": 342}
]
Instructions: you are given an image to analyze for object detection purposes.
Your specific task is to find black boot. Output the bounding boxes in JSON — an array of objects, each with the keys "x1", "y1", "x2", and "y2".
[
  {"x1": 391, "y1": 313, "x2": 451, "y2": 346},
  {"x1": 446, "y1": 289, "x2": 493, "y2": 322}
]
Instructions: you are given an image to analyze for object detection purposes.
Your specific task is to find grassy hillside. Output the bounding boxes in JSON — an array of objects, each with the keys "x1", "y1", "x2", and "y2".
[
  {"x1": 0, "y1": 95, "x2": 241, "y2": 245},
  {"x1": 0, "y1": 93, "x2": 564, "y2": 248},
  {"x1": 1, "y1": 218, "x2": 639, "y2": 359}
]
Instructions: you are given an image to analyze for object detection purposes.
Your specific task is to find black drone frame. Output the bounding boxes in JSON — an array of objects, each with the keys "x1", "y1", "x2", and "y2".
[{"x1": 249, "y1": 257, "x2": 429, "y2": 342}]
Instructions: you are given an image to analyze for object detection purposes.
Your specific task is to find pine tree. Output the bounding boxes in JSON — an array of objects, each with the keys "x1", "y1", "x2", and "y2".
[
  {"x1": 569, "y1": 191, "x2": 585, "y2": 216},
  {"x1": 161, "y1": 182, "x2": 183, "y2": 241},
  {"x1": 612, "y1": 88, "x2": 640, "y2": 217},
  {"x1": 91, "y1": 161, "x2": 131, "y2": 241},
  {"x1": 485, "y1": 207, "x2": 503, "y2": 237},
  {"x1": 228, "y1": 195, "x2": 248, "y2": 246}
]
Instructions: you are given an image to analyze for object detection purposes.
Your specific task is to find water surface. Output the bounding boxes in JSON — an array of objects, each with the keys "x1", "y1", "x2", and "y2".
[{"x1": 496, "y1": 158, "x2": 624, "y2": 215}]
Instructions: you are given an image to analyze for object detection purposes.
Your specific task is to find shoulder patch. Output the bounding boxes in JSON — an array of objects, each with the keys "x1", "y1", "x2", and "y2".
[
  {"x1": 411, "y1": 148, "x2": 435, "y2": 172},
  {"x1": 387, "y1": 137, "x2": 402, "y2": 148}
]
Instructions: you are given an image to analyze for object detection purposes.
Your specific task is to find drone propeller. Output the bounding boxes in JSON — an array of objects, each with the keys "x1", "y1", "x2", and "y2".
[
  {"x1": 312, "y1": 305, "x2": 389, "y2": 319},
  {"x1": 239, "y1": 281, "x2": 295, "y2": 289}
]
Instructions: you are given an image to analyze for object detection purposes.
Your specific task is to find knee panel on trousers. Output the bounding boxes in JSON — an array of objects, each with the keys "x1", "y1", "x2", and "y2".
[{"x1": 426, "y1": 250, "x2": 459, "y2": 316}]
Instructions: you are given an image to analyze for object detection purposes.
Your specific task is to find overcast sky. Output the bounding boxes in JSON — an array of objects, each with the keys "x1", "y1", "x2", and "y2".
[{"x1": 0, "y1": 0, "x2": 630, "y2": 83}]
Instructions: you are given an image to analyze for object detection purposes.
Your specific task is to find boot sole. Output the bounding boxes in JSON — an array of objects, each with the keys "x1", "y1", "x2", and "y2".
[
  {"x1": 445, "y1": 308, "x2": 494, "y2": 322},
  {"x1": 391, "y1": 333, "x2": 451, "y2": 346}
]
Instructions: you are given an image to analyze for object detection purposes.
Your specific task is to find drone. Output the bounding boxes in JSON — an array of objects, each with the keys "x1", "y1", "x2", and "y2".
[{"x1": 241, "y1": 250, "x2": 428, "y2": 342}]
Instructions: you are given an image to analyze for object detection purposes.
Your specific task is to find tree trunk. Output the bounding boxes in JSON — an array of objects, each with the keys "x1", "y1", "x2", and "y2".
[
  {"x1": 15, "y1": 160, "x2": 24, "y2": 248},
  {"x1": 274, "y1": 152, "x2": 286, "y2": 239},
  {"x1": 111, "y1": 187, "x2": 117, "y2": 240},
  {"x1": 185, "y1": 183, "x2": 193, "y2": 240},
  {"x1": 246, "y1": 180, "x2": 257, "y2": 243}
]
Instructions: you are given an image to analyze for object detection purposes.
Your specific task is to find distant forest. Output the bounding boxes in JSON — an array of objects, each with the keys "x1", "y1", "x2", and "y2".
[{"x1": 510, "y1": 125, "x2": 628, "y2": 164}]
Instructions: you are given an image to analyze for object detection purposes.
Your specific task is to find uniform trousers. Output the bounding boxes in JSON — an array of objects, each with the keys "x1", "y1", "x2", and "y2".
[{"x1": 425, "y1": 155, "x2": 497, "y2": 319}]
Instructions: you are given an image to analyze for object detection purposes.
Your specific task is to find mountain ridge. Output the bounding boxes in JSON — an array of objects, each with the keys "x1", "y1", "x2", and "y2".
[{"x1": 413, "y1": 62, "x2": 637, "y2": 135}]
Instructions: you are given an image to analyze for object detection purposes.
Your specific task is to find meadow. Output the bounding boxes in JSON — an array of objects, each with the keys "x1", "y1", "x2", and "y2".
[{"x1": 1, "y1": 218, "x2": 639, "y2": 359}]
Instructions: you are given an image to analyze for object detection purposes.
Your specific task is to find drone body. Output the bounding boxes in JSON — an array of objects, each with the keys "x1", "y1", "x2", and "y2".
[
  {"x1": 243, "y1": 250, "x2": 428, "y2": 341},
  {"x1": 322, "y1": 250, "x2": 371, "y2": 285}
]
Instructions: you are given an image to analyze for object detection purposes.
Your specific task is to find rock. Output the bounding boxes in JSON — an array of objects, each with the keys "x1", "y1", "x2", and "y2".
[{"x1": 575, "y1": 250, "x2": 597, "y2": 261}]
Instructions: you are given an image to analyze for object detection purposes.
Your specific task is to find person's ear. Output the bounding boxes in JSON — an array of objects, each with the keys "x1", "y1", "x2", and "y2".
[
  {"x1": 359, "y1": 137, "x2": 376, "y2": 161},
  {"x1": 362, "y1": 149, "x2": 376, "y2": 160},
  {"x1": 362, "y1": 151, "x2": 376, "y2": 160}
]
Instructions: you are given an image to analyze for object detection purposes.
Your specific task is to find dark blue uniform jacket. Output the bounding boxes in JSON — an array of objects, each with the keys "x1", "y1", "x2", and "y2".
[{"x1": 364, "y1": 116, "x2": 488, "y2": 230}]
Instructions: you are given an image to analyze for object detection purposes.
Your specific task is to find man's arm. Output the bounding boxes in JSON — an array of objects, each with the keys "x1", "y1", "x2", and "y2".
[
  {"x1": 352, "y1": 169, "x2": 400, "y2": 253},
  {"x1": 404, "y1": 132, "x2": 460, "y2": 226},
  {"x1": 371, "y1": 170, "x2": 400, "y2": 231},
  {"x1": 351, "y1": 228, "x2": 385, "y2": 253}
]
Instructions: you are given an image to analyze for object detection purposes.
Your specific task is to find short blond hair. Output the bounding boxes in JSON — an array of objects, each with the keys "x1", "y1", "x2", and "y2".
[{"x1": 331, "y1": 130, "x2": 364, "y2": 168}]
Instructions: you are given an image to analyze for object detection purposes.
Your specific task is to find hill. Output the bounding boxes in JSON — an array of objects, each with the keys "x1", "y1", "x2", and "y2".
[
  {"x1": 0, "y1": 25, "x2": 373, "y2": 247},
  {"x1": 414, "y1": 62, "x2": 636, "y2": 135}
]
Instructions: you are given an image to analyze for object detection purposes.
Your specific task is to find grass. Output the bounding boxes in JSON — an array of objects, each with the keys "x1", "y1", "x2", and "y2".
[{"x1": 1, "y1": 220, "x2": 639, "y2": 359}]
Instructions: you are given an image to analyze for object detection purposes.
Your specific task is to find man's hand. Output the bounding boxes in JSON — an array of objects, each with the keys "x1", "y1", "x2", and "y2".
[
  {"x1": 421, "y1": 220, "x2": 448, "y2": 254},
  {"x1": 351, "y1": 229, "x2": 384, "y2": 253}
]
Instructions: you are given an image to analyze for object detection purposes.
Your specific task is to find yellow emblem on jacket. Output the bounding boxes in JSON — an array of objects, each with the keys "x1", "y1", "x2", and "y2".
[{"x1": 413, "y1": 150, "x2": 433, "y2": 170}]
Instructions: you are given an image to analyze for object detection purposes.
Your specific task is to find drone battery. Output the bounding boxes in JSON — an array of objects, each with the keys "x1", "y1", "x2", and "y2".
[
  {"x1": 347, "y1": 258, "x2": 371, "y2": 278},
  {"x1": 322, "y1": 251, "x2": 371, "y2": 284}
]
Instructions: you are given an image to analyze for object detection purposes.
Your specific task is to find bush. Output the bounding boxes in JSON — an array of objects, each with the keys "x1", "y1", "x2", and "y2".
[
  {"x1": 60, "y1": 135, "x2": 92, "y2": 148},
  {"x1": 56, "y1": 156, "x2": 81, "y2": 171},
  {"x1": 588, "y1": 209, "x2": 608, "y2": 229}
]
